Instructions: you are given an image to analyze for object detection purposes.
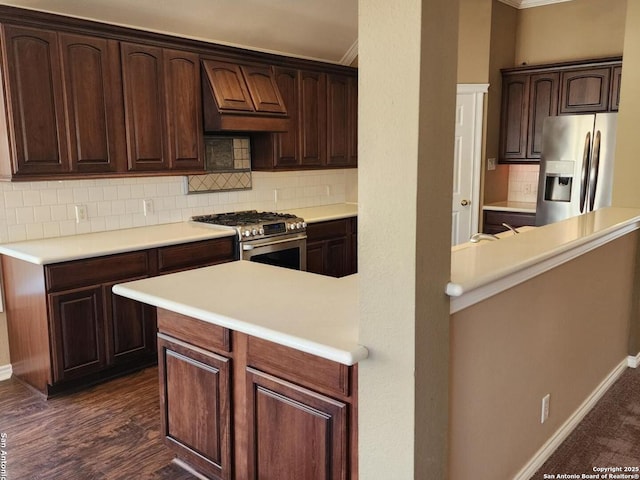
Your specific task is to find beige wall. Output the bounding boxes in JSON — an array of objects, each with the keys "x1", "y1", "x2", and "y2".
[
  {"x1": 450, "y1": 232, "x2": 637, "y2": 479},
  {"x1": 515, "y1": 0, "x2": 626, "y2": 66},
  {"x1": 358, "y1": 0, "x2": 457, "y2": 477},
  {"x1": 457, "y1": 0, "x2": 491, "y2": 83},
  {"x1": 482, "y1": 0, "x2": 517, "y2": 204}
]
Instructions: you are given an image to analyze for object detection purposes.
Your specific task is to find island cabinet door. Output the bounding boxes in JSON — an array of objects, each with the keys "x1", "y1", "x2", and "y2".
[
  {"x1": 246, "y1": 367, "x2": 349, "y2": 480},
  {"x1": 158, "y1": 335, "x2": 232, "y2": 480}
]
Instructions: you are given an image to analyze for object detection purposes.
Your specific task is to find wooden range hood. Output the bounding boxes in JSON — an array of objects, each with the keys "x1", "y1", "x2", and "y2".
[{"x1": 201, "y1": 59, "x2": 290, "y2": 132}]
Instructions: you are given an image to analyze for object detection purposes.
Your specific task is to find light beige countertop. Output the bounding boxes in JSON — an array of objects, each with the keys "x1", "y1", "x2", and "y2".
[
  {"x1": 0, "y1": 222, "x2": 235, "y2": 265},
  {"x1": 286, "y1": 203, "x2": 357, "y2": 223},
  {"x1": 113, "y1": 261, "x2": 367, "y2": 366},
  {"x1": 447, "y1": 207, "x2": 640, "y2": 313},
  {"x1": 482, "y1": 201, "x2": 537, "y2": 213}
]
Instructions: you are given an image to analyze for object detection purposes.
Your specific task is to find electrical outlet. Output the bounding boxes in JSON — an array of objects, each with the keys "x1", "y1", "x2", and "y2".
[
  {"x1": 143, "y1": 199, "x2": 154, "y2": 216},
  {"x1": 541, "y1": 394, "x2": 550, "y2": 423},
  {"x1": 74, "y1": 204, "x2": 88, "y2": 223},
  {"x1": 487, "y1": 158, "x2": 496, "y2": 171}
]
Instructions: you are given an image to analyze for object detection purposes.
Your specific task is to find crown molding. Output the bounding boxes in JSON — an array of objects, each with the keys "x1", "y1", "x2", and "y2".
[
  {"x1": 498, "y1": 0, "x2": 573, "y2": 9},
  {"x1": 340, "y1": 39, "x2": 358, "y2": 66}
]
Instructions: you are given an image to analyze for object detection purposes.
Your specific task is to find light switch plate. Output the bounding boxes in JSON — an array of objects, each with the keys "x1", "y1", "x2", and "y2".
[{"x1": 487, "y1": 158, "x2": 496, "y2": 171}]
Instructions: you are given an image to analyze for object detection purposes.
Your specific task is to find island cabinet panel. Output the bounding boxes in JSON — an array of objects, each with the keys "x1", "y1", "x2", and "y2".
[
  {"x1": 246, "y1": 368, "x2": 348, "y2": 480},
  {"x1": 1, "y1": 25, "x2": 70, "y2": 176},
  {"x1": 121, "y1": 42, "x2": 169, "y2": 172},
  {"x1": 164, "y1": 49, "x2": 204, "y2": 171},
  {"x1": 158, "y1": 335, "x2": 232, "y2": 480},
  {"x1": 306, "y1": 217, "x2": 357, "y2": 278},
  {"x1": 559, "y1": 67, "x2": 611, "y2": 114},
  {"x1": 157, "y1": 319, "x2": 358, "y2": 480},
  {"x1": 49, "y1": 286, "x2": 106, "y2": 382},
  {"x1": 59, "y1": 33, "x2": 126, "y2": 173}
]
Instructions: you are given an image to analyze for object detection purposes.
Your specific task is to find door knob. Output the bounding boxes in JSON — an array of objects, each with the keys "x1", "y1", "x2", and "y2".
[{"x1": 460, "y1": 199, "x2": 470, "y2": 206}]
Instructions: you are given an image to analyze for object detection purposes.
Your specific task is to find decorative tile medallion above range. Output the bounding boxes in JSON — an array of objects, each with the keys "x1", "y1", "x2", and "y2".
[{"x1": 187, "y1": 136, "x2": 252, "y2": 193}]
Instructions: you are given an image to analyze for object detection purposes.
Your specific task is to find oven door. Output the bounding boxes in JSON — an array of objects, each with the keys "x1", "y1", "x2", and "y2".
[{"x1": 241, "y1": 234, "x2": 307, "y2": 271}]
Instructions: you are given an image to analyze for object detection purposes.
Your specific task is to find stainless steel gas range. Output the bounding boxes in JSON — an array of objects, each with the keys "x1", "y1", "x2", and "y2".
[{"x1": 191, "y1": 210, "x2": 307, "y2": 270}]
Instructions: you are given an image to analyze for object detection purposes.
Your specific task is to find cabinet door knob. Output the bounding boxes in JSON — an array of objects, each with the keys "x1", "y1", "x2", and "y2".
[{"x1": 460, "y1": 199, "x2": 470, "y2": 207}]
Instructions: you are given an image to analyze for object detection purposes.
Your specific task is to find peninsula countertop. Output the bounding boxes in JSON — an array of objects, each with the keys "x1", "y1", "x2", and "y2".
[
  {"x1": 0, "y1": 222, "x2": 235, "y2": 265},
  {"x1": 448, "y1": 207, "x2": 640, "y2": 313},
  {"x1": 113, "y1": 261, "x2": 367, "y2": 366}
]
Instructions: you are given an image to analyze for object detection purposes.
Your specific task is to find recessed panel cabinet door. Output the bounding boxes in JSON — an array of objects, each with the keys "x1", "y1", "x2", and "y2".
[
  {"x1": 500, "y1": 73, "x2": 530, "y2": 161},
  {"x1": 326, "y1": 74, "x2": 349, "y2": 166},
  {"x1": 300, "y1": 70, "x2": 326, "y2": 166},
  {"x1": 246, "y1": 368, "x2": 348, "y2": 480},
  {"x1": 159, "y1": 336, "x2": 232, "y2": 480},
  {"x1": 164, "y1": 49, "x2": 204, "y2": 171},
  {"x1": 1, "y1": 25, "x2": 69, "y2": 175},
  {"x1": 241, "y1": 65, "x2": 287, "y2": 114},
  {"x1": 121, "y1": 42, "x2": 168, "y2": 171},
  {"x1": 560, "y1": 67, "x2": 611, "y2": 114},
  {"x1": 49, "y1": 286, "x2": 106, "y2": 382},
  {"x1": 272, "y1": 67, "x2": 300, "y2": 166},
  {"x1": 527, "y1": 72, "x2": 559, "y2": 159},
  {"x1": 59, "y1": 33, "x2": 126, "y2": 173}
]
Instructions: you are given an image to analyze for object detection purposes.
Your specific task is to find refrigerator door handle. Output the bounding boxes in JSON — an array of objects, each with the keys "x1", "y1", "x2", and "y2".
[
  {"x1": 588, "y1": 130, "x2": 602, "y2": 211},
  {"x1": 579, "y1": 131, "x2": 591, "y2": 214}
]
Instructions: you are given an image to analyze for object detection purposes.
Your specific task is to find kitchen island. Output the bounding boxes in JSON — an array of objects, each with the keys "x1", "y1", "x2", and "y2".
[{"x1": 113, "y1": 261, "x2": 365, "y2": 480}]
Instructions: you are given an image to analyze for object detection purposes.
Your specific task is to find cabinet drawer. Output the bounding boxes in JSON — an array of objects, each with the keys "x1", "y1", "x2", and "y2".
[
  {"x1": 247, "y1": 336, "x2": 350, "y2": 398},
  {"x1": 306, "y1": 218, "x2": 349, "y2": 241},
  {"x1": 483, "y1": 210, "x2": 536, "y2": 234},
  {"x1": 157, "y1": 309, "x2": 231, "y2": 354},
  {"x1": 46, "y1": 251, "x2": 150, "y2": 292},
  {"x1": 157, "y1": 237, "x2": 236, "y2": 274}
]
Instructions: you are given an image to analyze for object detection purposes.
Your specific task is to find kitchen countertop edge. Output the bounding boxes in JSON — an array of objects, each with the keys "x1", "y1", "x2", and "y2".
[
  {"x1": 482, "y1": 201, "x2": 537, "y2": 213},
  {"x1": 287, "y1": 203, "x2": 357, "y2": 223},
  {"x1": 448, "y1": 207, "x2": 640, "y2": 314},
  {"x1": 0, "y1": 222, "x2": 237, "y2": 265}
]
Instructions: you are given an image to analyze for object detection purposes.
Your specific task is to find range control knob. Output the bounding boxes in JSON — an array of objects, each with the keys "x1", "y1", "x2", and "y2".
[
  {"x1": 258, "y1": 228, "x2": 264, "y2": 235},
  {"x1": 289, "y1": 223, "x2": 296, "y2": 230},
  {"x1": 243, "y1": 230, "x2": 251, "y2": 237},
  {"x1": 252, "y1": 228, "x2": 258, "y2": 236},
  {"x1": 301, "y1": 222, "x2": 307, "y2": 228}
]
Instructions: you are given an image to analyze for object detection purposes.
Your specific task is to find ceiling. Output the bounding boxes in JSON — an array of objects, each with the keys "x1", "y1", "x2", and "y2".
[{"x1": 0, "y1": 0, "x2": 359, "y2": 64}]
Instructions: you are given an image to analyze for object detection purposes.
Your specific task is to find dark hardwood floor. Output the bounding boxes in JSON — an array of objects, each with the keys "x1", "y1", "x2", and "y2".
[{"x1": 0, "y1": 367, "x2": 197, "y2": 480}]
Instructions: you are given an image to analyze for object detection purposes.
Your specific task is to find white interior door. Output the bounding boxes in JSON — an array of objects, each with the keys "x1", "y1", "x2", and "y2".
[{"x1": 451, "y1": 84, "x2": 488, "y2": 245}]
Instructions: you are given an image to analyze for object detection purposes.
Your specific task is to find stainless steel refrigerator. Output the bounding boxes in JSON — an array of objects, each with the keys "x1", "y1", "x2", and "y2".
[{"x1": 535, "y1": 113, "x2": 617, "y2": 226}]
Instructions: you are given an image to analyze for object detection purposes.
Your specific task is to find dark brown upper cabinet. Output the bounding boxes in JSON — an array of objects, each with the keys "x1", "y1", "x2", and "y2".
[
  {"x1": 59, "y1": 33, "x2": 126, "y2": 174},
  {"x1": 201, "y1": 59, "x2": 289, "y2": 132},
  {"x1": 499, "y1": 58, "x2": 621, "y2": 164},
  {"x1": 559, "y1": 67, "x2": 611, "y2": 114},
  {"x1": 1, "y1": 25, "x2": 70, "y2": 176},
  {"x1": 121, "y1": 42, "x2": 169, "y2": 172},
  {"x1": 252, "y1": 69, "x2": 356, "y2": 171},
  {"x1": 163, "y1": 49, "x2": 205, "y2": 171}
]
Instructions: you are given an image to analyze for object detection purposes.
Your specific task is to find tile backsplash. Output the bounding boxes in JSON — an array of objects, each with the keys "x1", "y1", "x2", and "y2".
[
  {"x1": 0, "y1": 169, "x2": 358, "y2": 244},
  {"x1": 508, "y1": 165, "x2": 540, "y2": 203}
]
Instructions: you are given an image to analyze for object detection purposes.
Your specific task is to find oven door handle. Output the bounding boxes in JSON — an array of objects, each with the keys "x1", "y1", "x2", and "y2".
[{"x1": 242, "y1": 234, "x2": 307, "y2": 251}]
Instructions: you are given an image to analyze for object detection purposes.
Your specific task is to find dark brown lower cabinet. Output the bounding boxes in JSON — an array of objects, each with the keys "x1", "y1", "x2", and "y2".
[
  {"x1": 246, "y1": 368, "x2": 347, "y2": 480},
  {"x1": 2, "y1": 235, "x2": 236, "y2": 396},
  {"x1": 306, "y1": 217, "x2": 357, "y2": 277},
  {"x1": 156, "y1": 309, "x2": 358, "y2": 480},
  {"x1": 158, "y1": 335, "x2": 232, "y2": 480},
  {"x1": 482, "y1": 210, "x2": 536, "y2": 235}
]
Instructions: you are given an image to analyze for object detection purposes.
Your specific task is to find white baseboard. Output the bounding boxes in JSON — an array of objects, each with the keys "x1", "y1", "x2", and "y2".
[
  {"x1": 513, "y1": 358, "x2": 628, "y2": 480},
  {"x1": 0, "y1": 363, "x2": 12, "y2": 381},
  {"x1": 627, "y1": 353, "x2": 640, "y2": 368}
]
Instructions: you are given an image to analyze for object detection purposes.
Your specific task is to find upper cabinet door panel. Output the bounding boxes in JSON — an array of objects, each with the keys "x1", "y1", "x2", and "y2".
[
  {"x1": 202, "y1": 60, "x2": 255, "y2": 111},
  {"x1": 241, "y1": 65, "x2": 287, "y2": 114},
  {"x1": 326, "y1": 74, "x2": 349, "y2": 166},
  {"x1": 164, "y1": 49, "x2": 204, "y2": 171},
  {"x1": 347, "y1": 75, "x2": 357, "y2": 166},
  {"x1": 560, "y1": 67, "x2": 611, "y2": 114},
  {"x1": 527, "y1": 72, "x2": 559, "y2": 159},
  {"x1": 273, "y1": 67, "x2": 300, "y2": 166},
  {"x1": 121, "y1": 42, "x2": 168, "y2": 171},
  {"x1": 610, "y1": 65, "x2": 622, "y2": 112},
  {"x1": 59, "y1": 33, "x2": 126, "y2": 173},
  {"x1": 300, "y1": 70, "x2": 326, "y2": 166},
  {"x1": 500, "y1": 74, "x2": 530, "y2": 161},
  {"x1": 2, "y1": 25, "x2": 69, "y2": 175}
]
